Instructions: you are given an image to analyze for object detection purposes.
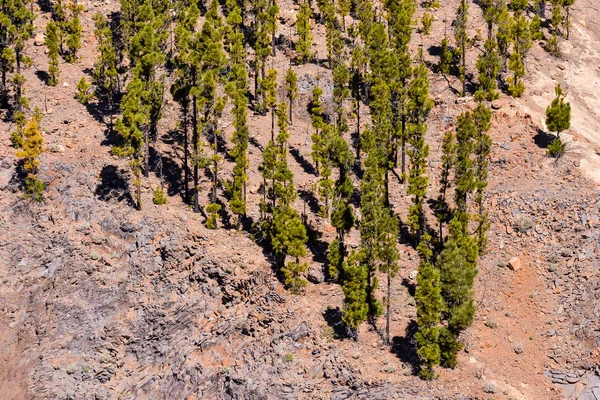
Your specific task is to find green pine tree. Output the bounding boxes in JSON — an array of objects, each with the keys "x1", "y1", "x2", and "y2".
[
  {"x1": 415, "y1": 235, "x2": 443, "y2": 379},
  {"x1": 545, "y1": 84, "x2": 571, "y2": 138},
  {"x1": 475, "y1": 39, "x2": 502, "y2": 102},
  {"x1": 454, "y1": 0, "x2": 469, "y2": 96},
  {"x1": 46, "y1": 22, "x2": 60, "y2": 86},
  {"x1": 472, "y1": 104, "x2": 492, "y2": 251},
  {"x1": 296, "y1": 1, "x2": 314, "y2": 63},
  {"x1": 341, "y1": 250, "x2": 369, "y2": 340},
  {"x1": 406, "y1": 62, "x2": 434, "y2": 238},
  {"x1": 16, "y1": 117, "x2": 45, "y2": 201},
  {"x1": 284, "y1": 68, "x2": 298, "y2": 124}
]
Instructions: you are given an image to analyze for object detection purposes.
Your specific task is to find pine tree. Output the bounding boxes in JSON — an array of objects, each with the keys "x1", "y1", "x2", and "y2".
[
  {"x1": 341, "y1": 251, "x2": 369, "y2": 340},
  {"x1": 454, "y1": 111, "x2": 476, "y2": 222},
  {"x1": 296, "y1": 1, "x2": 314, "y2": 63},
  {"x1": 472, "y1": 104, "x2": 492, "y2": 251},
  {"x1": 114, "y1": 77, "x2": 148, "y2": 209},
  {"x1": 338, "y1": 0, "x2": 351, "y2": 32},
  {"x1": 93, "y1": 13, "x2": 120, "y2": 130},
  {"x1": 171, "y1": 3, "x2": 200, "y2": 204},
  {"x1": 475, "y1": 39, "x2": 502, "y2": 102},
  {"x1": 261, "y1": 68, "x2": 278, "y2": 136},
  {"x1": 349, "y1": 44, "x2": 368, "y2": 160},
  {"x1": 438, "y1": 38, "x2": 452, "y2": 75},
  {"x1": 9, "y1": 0, "x2": 35, "y2": 112},
  {"x1": 562, "y1": 0, "x2": 575, "y2": 39},
  {"x1": 225, "y1": 2, "x2": 250, "y2": 227},
  {"x1": 378, "y1": 210, "x2": 400, "y2": 345},
  {"x1": 385, "y1": 0, "x2": 416, "y2": 181},
  {"x1": 46, "y1": 22, "x2": 60, "y2": 86},
  {"x1": 480, "y1": 0, "x2": 503, "y2": 40},
  {"x1": 454, "y1": 0, "x2": 469, "y2": 96},
  {"x1": 284, "y1": 68, "x2": 298, "y2": 124},
  {"x1": 16, "y1": 117, "x2": 45, "y2": 201},
  {"x1": 507, "y1": 9, "x2": 532, "y2": 97},
  {"x1": 415, "y1": 235, "x2": 443, "y2": 379},
  {"x1": 76, "y1": 77, "x2": 93, "y2": 104},
  {"x1": 65, "y1": 1, "x2": 84, "y2": 63},
  {"x1": 436, "y1": 131, "x2": 455, "y2": 243},
  {"x1": 406, "y1": 61, "x2": 434, "y2": 238},
  {"x1": 438, "y1": 219, "x2": 479, "y2": 368},
  {"x1": 545, "y1": 84, "x2": 570, "y2": 137}
]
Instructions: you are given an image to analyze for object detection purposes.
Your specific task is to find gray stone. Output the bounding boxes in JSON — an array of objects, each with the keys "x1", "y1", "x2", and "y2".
[{"x1": 307, "y1": 264, "x2": 324, "y2": 284}]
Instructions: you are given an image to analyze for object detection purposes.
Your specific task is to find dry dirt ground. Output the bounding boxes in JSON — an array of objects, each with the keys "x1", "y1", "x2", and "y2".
[{"x1": 0, "y1": 0, "x2": 599, "y2": 399}]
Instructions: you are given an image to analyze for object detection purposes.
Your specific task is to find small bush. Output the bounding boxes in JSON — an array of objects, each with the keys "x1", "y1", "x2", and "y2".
[
  {"x1": 283, "y1": 353, "x2": 294, "y2": 363},
  {"x1": 545, "y1": 35, "x2": 561, "y2": 57},
  {"x1": 513, "y1": 343, "x2": 523, "y2": 354},
  {"x1": 514, "y1": 216, "x2": 534, "y2": 233},
  {"x1": 24, "y1": 175, "x2": 45, "y2": 202},
  {"x1": 547, "y1": 137, "x2": 566, "y2": 158},
  {"x1": 76, "y1": 77, "x2": 94, "y2": 105},
  {"x1": 153, "y1": 186, "x2": 167, "y2": 205},
  {"x1": 205, "y1": 203, "x2": 221, "y2": 229},
  {"x1": 485, "y1": 319, "x2": 498, "y2": 329},
  {"x1": 421, "y1": 12, "x2": 433, "y2": 35}
]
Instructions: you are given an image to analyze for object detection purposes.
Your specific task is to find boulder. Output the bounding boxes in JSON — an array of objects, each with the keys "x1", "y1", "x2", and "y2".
[
  {"x1": 34, "y1": 33, "x2": 45, "y2": 46},
  {"x1": 307, "y1": 264, "x2": 324, "y2": 284},
  {"x1": 508, "y1": 256, "x2": 522, "y2": 271}
]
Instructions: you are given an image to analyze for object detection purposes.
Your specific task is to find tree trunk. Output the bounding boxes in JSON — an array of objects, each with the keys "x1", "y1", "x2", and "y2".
[
  {"x1": 289, "y1": 94, "x2": 293, "y2": 124},
  {"x1": 144, "y1": 127, "x2": 149, "y2": 178},
  {"x1": 271, "y1": 108, "x2": 275, "y2": 142},
  {"x1": 192, "y1": 74, "x2": 200, "y2": 213},
  {"x1": 386, "y1": 267, "x2": 391, "y2": 345},
  {"x1": 356, "y1": 99, "x2": 361, "y2": 161},
  {"x1": 183, "y1": 102, "x2": 189, "y2": 202},
  {"x1": 213, "y1": 126, "x2": 218, "y2": 203}
]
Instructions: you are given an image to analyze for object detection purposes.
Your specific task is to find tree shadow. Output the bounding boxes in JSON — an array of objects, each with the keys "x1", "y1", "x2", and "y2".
[
  {"x1": 249, "y1": 136, "x2": 264, "y2": 152},
  {"x1": 35, "y1": 70, "x2": 50, "y2": 85},
  {"x1": 390, "y1": 319, "x2": 419, "y2": 375},
  {"x1": 298, "y1": 188, "x2": 320, "y2": 216},
  {"x1": 533, "y1": 128, "x2": 555, "y2": 149},
  {"x1": 428, "y1": 45, "x2": 442, "y2": 57},
  {"x1": 149, "y1": 147, "x2": 183, "y2": 199},
  {"x1": 323, "y1": 306, "x2": 348, "y2": 339},
  {"x1": 290, "y1": 145, "x2": 317, "y2": 176},
  {"x1": 306, "y1": 223, "x2": 328, "y2": 264},
  {"x1": 94, "y1": 165, "x2": 134, "y2": 205},
  {"x1": 36, "y1": 0, "x2": 52, "y2": 12},
  {"x1": 401, "y1": 278, "x2": 416, "y2": 297},
  {"x1": 348, "y1": 187, "x2": 361, "y2": 209}
]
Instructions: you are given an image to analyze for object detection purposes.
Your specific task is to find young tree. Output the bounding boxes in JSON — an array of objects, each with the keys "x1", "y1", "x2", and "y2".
[
  {"x1": 115, "y1": 77, "x2": 148, "y2": 209},
  {"x1": 46, "y1": 22, "x2": 60, "y2": 86},
  {"x1": 435, "y1": 131, "x2": 455, "y2": 243},
  {"x1": 310, "y1": 82, "x2": 325, "y2": 173},
  {"x1": 16, "y1": 117, "x2": 45, "y2": 201},
  {"x1": 65, "y1": 1, "x2": 84, "y2": 63},
  {"x1": 378, "y1": 210, "x2": 400, "y2": 345},
  {"x1": 76, "y1": 77, "x2": 93, "y2": 104},
  {"x1": 438, "y1": 38, "x2": 452, "y2": 75},
  {"x1": 472, "y1": 104, "x2": 492, "y2": 251},
  {"x1": 454, "y1": 0, "x2": 469, "y2": 96},
  {"x1": 508, "y1": 7, "x2": 532, "y2": 97},
  {"x1": 341, "y1": 251, "x2": 369, "y2": 340},
  {"x1": 415, "y1": 235, "x2": 443, "y2": 379},
  {"x1": 385, "y1": 0, "x2": 416, "y2": 180},
  {"x1": 93, "y1": 13, "x2": 120, "y2": 130},
  {"x1": 475, "y1": 39, "x2": 502, "y2": 102},
  {"x1": 225, "y1": 2, "x2": 250, "y2": 227},
  {"x1": 406, "y1": 62, "x2": 434, "y2": 238},
  {"x1": 261, "y1": 68, "x2": 278, "y2": 136},
  {"x1": 545, "y1": 84, "x2": 571, "y2": 138},
  {"x1": 296, "y1": 1, "x2": 314, "y2": 63},
  {"x1": 284, "y1": 68, "x2": 298, "y2": 123},
  {"x1": 438, "y1": 219, "x2": 479, "y2": 368},
  {"x1": 454, "y1": 111, "x2": 476, "y2": 217}
]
